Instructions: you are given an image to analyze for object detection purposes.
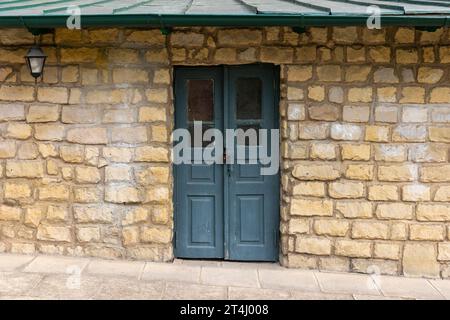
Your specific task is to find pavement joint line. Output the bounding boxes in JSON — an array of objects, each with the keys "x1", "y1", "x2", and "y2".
[
  {"x1": 199, "y1": 265, "x2": 204, "y2": 285},
  {"x1": 367, "y1": 274, "x2": 382, "y2": 296},
  {"x1": 137, "y1": 261, "x2": 146, "y2": 281},
  {"x1": 255, "y1": 268, "x2": 262, "y2": 289},
  {"x1": 161, "y1": 281, "x2": 168, "y2": 300},
  {"x1": 79, "y1": 258, "x2": 91, "y2": 274},
  {"x1": 368, "y1": 274, "x2": 382, "y2": 296},
  {"x1": 426, "y1": 279, "x2": 446, "y2": 299},
  {"x1": 312, "y1": 271, "x2": 324, "y2": 293},
  {"x1": 18, "y1": 254, "x2": 38, "y2": 272},
  {"x1": 28, "y1": 272, "x2": 47, "y2": 296}
]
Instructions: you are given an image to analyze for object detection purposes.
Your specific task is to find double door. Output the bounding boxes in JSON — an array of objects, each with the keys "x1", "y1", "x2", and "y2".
[{"x1": 174, "y1": 64, "x2": 279, "y2": 261}]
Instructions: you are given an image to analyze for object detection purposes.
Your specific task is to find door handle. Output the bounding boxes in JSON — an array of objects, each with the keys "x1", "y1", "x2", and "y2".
[{"x1": 224, "y1": 148, "x2": 233, "y2": 177}]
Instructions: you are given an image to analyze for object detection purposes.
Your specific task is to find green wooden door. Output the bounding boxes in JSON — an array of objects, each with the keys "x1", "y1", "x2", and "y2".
[{"x1": 174, "y1": 64, "x2": 279, "y2": 261}]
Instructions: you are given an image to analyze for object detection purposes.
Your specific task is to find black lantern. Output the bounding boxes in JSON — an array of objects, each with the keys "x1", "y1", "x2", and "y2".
[{"x1": 25, "y1": 46, "x2": 47, "y2": 80}]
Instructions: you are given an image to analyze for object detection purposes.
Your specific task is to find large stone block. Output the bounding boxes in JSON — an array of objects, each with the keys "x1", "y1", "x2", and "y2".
[
  {"x1": 369, "y1": 185, "x2": 399, "y2": 201},
  {"x1": 0, "y1": 104, "x2": 25, "y2": 121},
  {"x1": 296, "y1": 237, "x2": 331, "y2": 255},
  {"x1": 73, "y1": 205, "x2": 114, "y2": 224},
  {"x1": 60, "y1": 145, "x2": 84, "y2": 163},
  {"x1": 5, "y1": 123, "x2": 32, "y2": 140},
  {"x1": 335, "y1": 240, "x2": 371, "y2": 258},
  {"x1": 112, "y1": 68, "x2": 149, "y2": 84},
  {"x1": 417, "y1": 204, "x2": 450, "y2": 221},
  {"x1": 4, "y1": 182, "x2": 32, "y2": 200},
  {"x1": 105, "y1": 185, "x2": 141, "y2": 204},
  {"x1": 420, "y1": 165, "x2": 450, "y2": 182},
  {"x1": 336, "y1": 201, "x2": 373, "y2": 218},
  {"x1": 287, "y1": 66, "x2": 312, "y2": 82},
  {"x1": 6, "y1": 160, "x2": 44, "y2": 178},
  {"x1": 402, "y1": 184, "x2": 431, "y2": 201},
  {"x1": 62, "y1": 106, "x2": 100, "y2": 124},
  {"x1": 37, "y1": 225, "x2": 71, "y2": 242},
  {"x1": 0, "y1": 86, "x2": 34, "y2": 102},
  {"x1": 0, "y1": 141, "x2": 16, "y2": 159},
  {"x1": 75, "y1": 166, "x2": 101, "y2": 184},
  {"x1": 345, "y1": 164, "x2": 374, "y2": 181},
  {"x1": 0, "y1": 205, "x2": 21, "y2": 221},
  {"x1": 34, "y1": 124, "x2": 65, "y2": 141},
  {"x1": 352, "y1": 221, "x2": 389, "y2": 240},
  {"x1": 60, "y1": 48, "x2": 99, "y2": 63},
  {"x1": 135, "y1": 166, "x2": 170, "y2": 185},
  {"x1": 76, "y1": 227, "x2": 101, "y2": 242},
  {"x1": 135, "y1": 146, "x2": 169, "y2": 162},
  {"x1": 290, "y1": 199, "x2": 333, "y2": 217},
  {"x1": 67, "y1": 128, "x2": 108, "y2": 145},
  {"x1": 140, "y1": 226, "x2": 171, "y2": 244},
  {"x1": 376, "y1": 203, "x2": 413, "y2": 220},
  {"x1": 329, "y1": 182, "x2": 364, "y2": 199},
  {"x1": 37, "y1": 87, "x2": 68, "y2": 104},
  {"x1": 26, "y1": 105, "x2": 59, "y2": 123},
  {"x1": 292, "y1": 164, "x2": 340, "y2": 181},
  {"x1": 330, "y1": 124, "x2": 362, "y2": 141},
  {"x1": 111, "y1": 126, "x2": 148, "y2": 144},
  {"x1": 292, "y1": 182, "x2": 325, "y2": 197},
  {"x1": 313, "y1": 219, "x2": 349, "y2": 237},
  {"x1": 378, "y1": 164, "x2": 417, "y2": 182},
  {"x1": 410, "y1": 224, "x2": 445, "y2": 241},
  {"x1": 103, "y1": 147, "x2": 133, "y2": 163},
  {"x1": 217, "y1": 29, "x2": 262, "y2": 46},
  {"x1": 39, "y1": 185, "x2": 70, "y2": 201},
  {"x1": 341, "y1": 144, "x2": 371, "y2": 161},
  {"x1": 403, "y1": 244, "x2": 440, "y2": 277}
]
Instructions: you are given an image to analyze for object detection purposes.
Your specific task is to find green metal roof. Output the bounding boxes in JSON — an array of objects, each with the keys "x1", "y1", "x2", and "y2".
[{"x1": 0, "y1": 0, "x2": 449, "y2": 28}]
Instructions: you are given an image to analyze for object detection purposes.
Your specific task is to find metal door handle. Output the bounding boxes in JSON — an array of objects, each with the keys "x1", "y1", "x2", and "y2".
[{"x1": 224, "y1": 148, "x2": 233, "y2": 177}]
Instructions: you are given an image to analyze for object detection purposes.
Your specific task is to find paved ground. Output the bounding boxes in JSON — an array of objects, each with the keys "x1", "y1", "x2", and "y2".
[{"x1": 0, "y1": 253, "x2": 449, "y2": 300}]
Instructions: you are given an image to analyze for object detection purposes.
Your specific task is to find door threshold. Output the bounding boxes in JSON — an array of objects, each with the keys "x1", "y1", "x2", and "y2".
[{"x1": 173, "y1": 258, "x2": 281, "y2": 269}]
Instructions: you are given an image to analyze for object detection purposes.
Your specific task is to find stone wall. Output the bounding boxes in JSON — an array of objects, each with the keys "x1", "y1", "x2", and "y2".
[
  {"x1": 0, "y1": 26, "x2": 449, "y2": 277},
  {"x1": 0, "y1": 28, "x2": 173, "y2": 260}
]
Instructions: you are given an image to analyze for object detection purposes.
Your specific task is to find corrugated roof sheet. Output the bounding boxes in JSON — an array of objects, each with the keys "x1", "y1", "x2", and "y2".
[{"x1": 1, "y1": 0, "x2": 449, "y2": 16}]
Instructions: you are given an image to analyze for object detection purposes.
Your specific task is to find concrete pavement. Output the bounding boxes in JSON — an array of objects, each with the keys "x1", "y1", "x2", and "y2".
[{"x1": 0, "y1": 253, "x2": 449, "y2": 300}]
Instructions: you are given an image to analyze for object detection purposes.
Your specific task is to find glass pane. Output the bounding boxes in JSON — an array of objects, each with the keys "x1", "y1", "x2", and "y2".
[
  {"x1": 188, "y1": 79, "x2": 214, "y2": 122},
  {"x1": 236, "y1": 78, "x2": 262, "y2": 120}
]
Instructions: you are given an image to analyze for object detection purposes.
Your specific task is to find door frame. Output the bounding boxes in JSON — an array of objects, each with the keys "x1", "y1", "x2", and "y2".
[{"x1": 172, "y1": 63, "x2": 281, "y2": 261}]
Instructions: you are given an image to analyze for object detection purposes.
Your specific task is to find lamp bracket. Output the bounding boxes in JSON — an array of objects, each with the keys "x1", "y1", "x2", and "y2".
[{"x1": 160, "y1": 27, "x2": 172, "y2": 35}]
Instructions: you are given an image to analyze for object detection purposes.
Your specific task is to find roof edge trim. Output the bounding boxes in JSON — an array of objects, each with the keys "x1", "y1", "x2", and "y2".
[{"x1": 0, "y1": 14, "x2": 448, "y2": 29}]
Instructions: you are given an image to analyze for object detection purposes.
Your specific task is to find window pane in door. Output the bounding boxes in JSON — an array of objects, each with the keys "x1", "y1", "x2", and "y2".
[
  {"x1": 188, "y1": 79, "x2": 214, "y2": 122},
  {"x1": 236, "y1": 78, "x2": 262, "y2": 120}
]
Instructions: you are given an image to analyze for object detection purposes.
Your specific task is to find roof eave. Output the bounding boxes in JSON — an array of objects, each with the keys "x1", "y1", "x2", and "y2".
[{"x1": 1, "y1": 14, "x2": 449, "y2": 29}]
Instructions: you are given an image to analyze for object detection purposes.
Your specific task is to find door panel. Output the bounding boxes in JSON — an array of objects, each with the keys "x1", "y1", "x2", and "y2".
[
  {"x1": 174, "y1": 67, "x2": 224, "y2": 259},
  {"x1": 189, "y1": 196, "x2": 216, "y2": 244},
  {"x1": 237, "y1": 195, "x2": 264, "y2": 243},
  {"x1": 227, "y1": 65, "x2": 279, "y2": 261},
  {"x1": 174, "y1": 65, "x2": 279, "y2": 261}
]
